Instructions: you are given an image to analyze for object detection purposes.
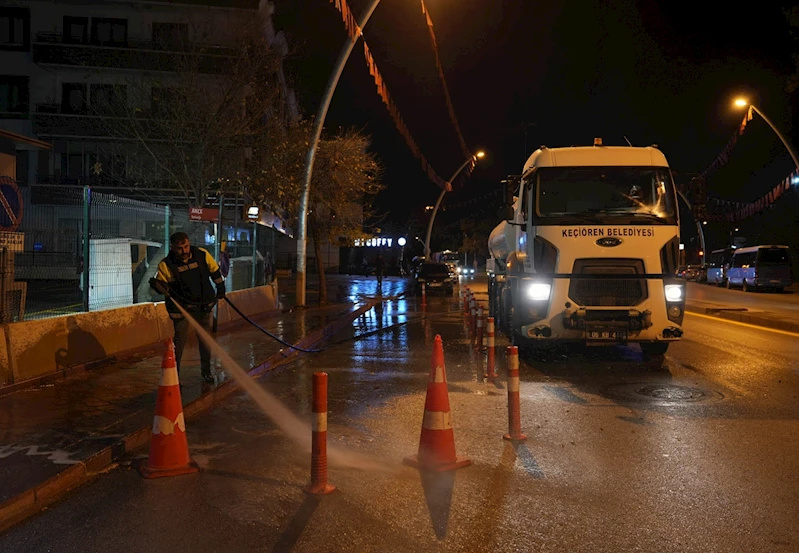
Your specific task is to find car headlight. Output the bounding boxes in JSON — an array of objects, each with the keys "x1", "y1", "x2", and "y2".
[
  {"x1": 469, "y1": 268, "x2": 474, "y2": 274},
  {"x1": 527, "y1": 282, "x2": 551, "y2": 301},
  {"x1": 664, "y1": 284, "x2": 684, "y2": 302}
]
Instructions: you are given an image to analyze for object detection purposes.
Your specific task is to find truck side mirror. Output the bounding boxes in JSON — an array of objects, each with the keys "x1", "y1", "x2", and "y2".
[{"x1": 500, "y1": 175, "x2": 520, "y2": 221}]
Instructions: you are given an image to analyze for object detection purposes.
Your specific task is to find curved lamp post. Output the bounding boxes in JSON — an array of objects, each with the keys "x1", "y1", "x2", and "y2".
[
  {"x1": 734, "y1": 98, "x2": 799, "y2": 169},
  {"x1": 295, "y1": 0, "x2": 382, "y2": 307},
  {"x1": 424, "y1": 151, "x2": 485, "y2": 259}
]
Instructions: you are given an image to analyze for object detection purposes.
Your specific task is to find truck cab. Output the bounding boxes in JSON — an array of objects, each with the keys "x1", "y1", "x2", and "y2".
[{"x1": 487, "y1": 139, "x2": 685, "y2": 357}]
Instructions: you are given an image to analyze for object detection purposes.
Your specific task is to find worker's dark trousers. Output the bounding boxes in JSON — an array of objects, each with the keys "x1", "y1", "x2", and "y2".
[{"x1": 172, "y1": 310, "x2": 212, "y2": 377}]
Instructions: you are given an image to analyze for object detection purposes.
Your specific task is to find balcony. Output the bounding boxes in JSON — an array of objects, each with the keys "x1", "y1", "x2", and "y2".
[
  {"x1": 32, "y1": 32, "x2": 235, "y2": 74},
  {"x1": 32, "y1": 107, "x2": 113, "y2": 138}
]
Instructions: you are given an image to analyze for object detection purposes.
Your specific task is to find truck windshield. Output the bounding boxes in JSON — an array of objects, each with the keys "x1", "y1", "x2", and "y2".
[{"x1": 534, "y1": 166, "x2": 678, "y2": 225}]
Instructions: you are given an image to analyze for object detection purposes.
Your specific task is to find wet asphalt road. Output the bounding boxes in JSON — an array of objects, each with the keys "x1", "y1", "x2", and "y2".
[{"x1": 2, "y1": 278, "x2": 799, "y2": 552}]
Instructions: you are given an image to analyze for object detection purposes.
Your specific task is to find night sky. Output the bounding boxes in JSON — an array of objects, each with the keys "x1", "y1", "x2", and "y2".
[{"x1": 273, "y1": 0, "x2": 799, "y2": 254}]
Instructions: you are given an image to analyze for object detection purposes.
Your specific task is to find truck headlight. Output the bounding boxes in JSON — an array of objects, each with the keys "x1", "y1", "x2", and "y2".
[
  {"x1": 527, "y1": 282, "x2": 551, "y2": 301},
  {"x1": 664, "y1": 284, "x2": 684, "y2": 302}
]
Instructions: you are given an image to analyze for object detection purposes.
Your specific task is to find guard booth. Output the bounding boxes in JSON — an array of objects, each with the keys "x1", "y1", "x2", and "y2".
[{"x1": 0, "y1": 129, "x2": 50, "y2": 323}]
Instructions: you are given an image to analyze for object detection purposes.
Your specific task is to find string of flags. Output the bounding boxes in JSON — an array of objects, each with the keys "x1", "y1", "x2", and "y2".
[
  {"x1": 361, "y1": 40, "x2": 450, "y2": 191},
  {"x1": 706, "y1": 169, "x2": 798, "y2": 222},
  {"x1": 329, "y1": 0, "x2": 361, "y2": 43},
  {"x1": 327, "y1": 0, "x2": 463, "y2": 192},
  {"x1": 419, "y1": 1, "x2": 471, "y2": 162},
  {"x1": 700, "y1": 106, "x2": 754, "y2": 179}
]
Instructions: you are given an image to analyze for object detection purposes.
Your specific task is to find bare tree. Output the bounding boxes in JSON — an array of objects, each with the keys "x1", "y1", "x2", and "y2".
[
  {"x1": 90, "y1": 10, "x2": 285, "y2": 207},
  {"x1": 254, "y1": 122, "x2": 384, "y2": 304}
]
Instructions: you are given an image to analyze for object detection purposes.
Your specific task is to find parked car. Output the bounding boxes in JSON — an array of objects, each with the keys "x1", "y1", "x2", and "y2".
[{"x1": 416, "y1": 262, "x2": 454, "y2": 295}]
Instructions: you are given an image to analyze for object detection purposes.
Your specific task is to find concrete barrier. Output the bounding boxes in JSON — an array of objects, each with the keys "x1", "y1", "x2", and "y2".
[
  {"x1": 6, "y1": 316, "x2": 70, "y2": 382},
  {"x1": 0, "y1": 280, "x2": 280, "y2": 388},
  {"x1": 71, "y1": 305, "x2": 162, "y2": 360}
]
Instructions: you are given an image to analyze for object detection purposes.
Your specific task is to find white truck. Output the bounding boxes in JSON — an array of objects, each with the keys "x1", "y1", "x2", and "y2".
[{"x1": 486, "y1": 139, "x2": 685, "y2": 356}]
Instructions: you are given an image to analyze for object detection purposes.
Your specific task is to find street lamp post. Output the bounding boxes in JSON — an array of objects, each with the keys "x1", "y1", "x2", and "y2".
[
  {"x1": 424, "y1": 151, "x2": 485, "y2": 259},
  {"x1": 734, "y1": 99, "x2": 799, "y2": 170},
  {"x1": 295, "y1": 0, "x2": 382, "y2": 308},
  {"x1": 730, "y1": 227, "x2": 739, "y2": 248}
]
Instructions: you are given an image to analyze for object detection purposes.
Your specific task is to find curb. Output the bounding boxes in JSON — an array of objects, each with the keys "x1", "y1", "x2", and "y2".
[
  {"x1": 685, "y1": 302, "x2": 799, "y2": 334},
  {"x1": 0, "y1": 299, "x2": 381, "y2": 534}
]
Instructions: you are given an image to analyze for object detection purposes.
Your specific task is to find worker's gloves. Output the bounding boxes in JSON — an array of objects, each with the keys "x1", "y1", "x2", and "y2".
[{"x1": 149, "y1": 278, "x2": 170, "y2": 297}]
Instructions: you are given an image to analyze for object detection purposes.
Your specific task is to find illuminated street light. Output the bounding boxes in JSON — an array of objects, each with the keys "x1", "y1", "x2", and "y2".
[
  {"x1": 734, "y1": 98, "x2": 799, "y2": 170},
  {"x1": 424, "y1": 151, "x2": 487, "y2": 258}
]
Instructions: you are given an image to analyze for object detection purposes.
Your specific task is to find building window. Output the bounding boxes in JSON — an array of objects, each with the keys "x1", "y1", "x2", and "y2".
[
  {"x1": 0, "y1": 76, "x2": 29, "y2": 117},
  {"x1": 61, "y1": 83, "x2": 87, "y2": 115},
  {"x1": 60, "y1": 152, "x2": 85, "y2": 179},
  {"x1": 151, "y1": 87, "x2": 184, "y2": 118},
  {"x1": 91, "y1": 17, "x2": 127, "y2": 46},
  {"x1": 91, "y1": 84, "x2": 127, "y2": 114},
  {"x1": 152, "y1": 22, "x2": 188, "y2": 51},
  {"x1": 63, "y1": 16, "x2": 89, "y2": 44},
  {"x1": 0, "y1": 7, "x2": 30, "y2": 51}
]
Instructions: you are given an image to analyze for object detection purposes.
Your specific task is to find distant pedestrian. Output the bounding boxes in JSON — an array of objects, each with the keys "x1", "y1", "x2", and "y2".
[
  {"x1": 375, "y1": 254, "x2": 385, "y2": 289},
  {"x1": 150, "y1": 232, "x2": 225, "y2": 384}
]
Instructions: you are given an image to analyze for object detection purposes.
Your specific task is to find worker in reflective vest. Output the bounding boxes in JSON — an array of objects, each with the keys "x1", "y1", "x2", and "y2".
[{"x1": 150, "y1": 231, "x2": 225, "y2": 384}]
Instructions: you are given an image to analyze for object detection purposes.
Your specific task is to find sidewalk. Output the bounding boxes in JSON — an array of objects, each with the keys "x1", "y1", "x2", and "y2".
[
  {"x1": 0, "y1": 275, "x2": 413, "y2": 531},
  {"x1": 684, "y1": 299, "x2": 799, "y2": 333}
]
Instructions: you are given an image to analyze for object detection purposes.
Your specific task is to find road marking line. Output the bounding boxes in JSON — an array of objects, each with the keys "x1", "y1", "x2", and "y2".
[{"x1": 685, "y1": 311, "x2": 799, "y2": 338}]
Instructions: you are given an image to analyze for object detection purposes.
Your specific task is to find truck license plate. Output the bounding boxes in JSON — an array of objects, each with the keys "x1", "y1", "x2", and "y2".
[
  {"x1": 587, "y1": 330, "x2": 626, "y2": 341},
  {"x1": 429, "y1": 282, "x2": 442, "y2": 287}
]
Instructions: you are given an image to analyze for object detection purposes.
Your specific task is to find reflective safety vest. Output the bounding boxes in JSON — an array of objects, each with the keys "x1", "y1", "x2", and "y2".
[{"x1": 156, "y1": 246, "x2": 223, "y2": 318}]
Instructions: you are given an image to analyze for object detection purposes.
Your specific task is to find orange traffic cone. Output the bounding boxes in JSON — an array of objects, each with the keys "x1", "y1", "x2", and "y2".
[
  {"x1": 403, "y1": 335, "x2": 471, "y2": 472},
  {"x1": 138, "y1": 338, "x2": 199, "y2": 479}
]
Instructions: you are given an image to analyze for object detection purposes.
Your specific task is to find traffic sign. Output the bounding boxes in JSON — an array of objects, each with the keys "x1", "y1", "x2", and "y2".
[
  {"x1": 189, "y1": 207, "x2": 219, "y2": 222},
  {"x1": 0, "y1": 176, "x2": 23, "y2": 232}
]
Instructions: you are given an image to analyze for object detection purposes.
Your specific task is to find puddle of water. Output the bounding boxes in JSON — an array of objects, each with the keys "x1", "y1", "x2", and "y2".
[{"x1": 174, "y1": 302, "x2": 396, "y2": 473}]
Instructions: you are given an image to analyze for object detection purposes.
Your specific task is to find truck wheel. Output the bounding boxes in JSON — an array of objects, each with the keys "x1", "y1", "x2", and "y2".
[{"x1": 640, "y1": 342, "x2": 669, "y2": 357}]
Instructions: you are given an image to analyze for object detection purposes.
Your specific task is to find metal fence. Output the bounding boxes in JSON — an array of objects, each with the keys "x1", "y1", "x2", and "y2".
[{"x1": 0, "y1": 184, "x2": 278, "y2": 322}]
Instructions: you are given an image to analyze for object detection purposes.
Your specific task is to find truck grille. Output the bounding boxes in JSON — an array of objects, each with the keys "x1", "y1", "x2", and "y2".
[{"x1": 568, "y1": 259, "x2": 647, "y2": 307}]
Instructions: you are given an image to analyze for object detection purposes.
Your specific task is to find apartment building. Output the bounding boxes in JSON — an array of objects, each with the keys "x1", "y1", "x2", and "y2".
[{"x1": 0, "y1": 0, "x2": 298, "y2": 193}]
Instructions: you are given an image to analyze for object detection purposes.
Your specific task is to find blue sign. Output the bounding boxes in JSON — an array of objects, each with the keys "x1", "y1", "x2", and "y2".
[{"x1": 0, "y1": 176, "x2": 23, "y2": 231}]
